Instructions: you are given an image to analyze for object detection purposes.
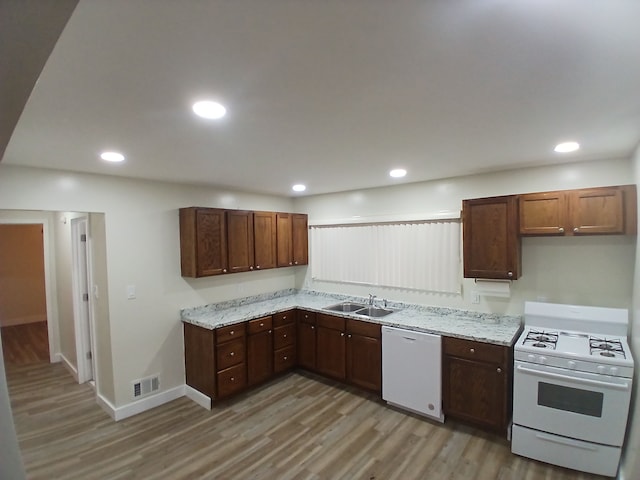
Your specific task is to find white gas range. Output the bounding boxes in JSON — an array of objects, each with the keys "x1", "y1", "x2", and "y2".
[{"x1": 511, "y1": 301, "x2": 634, "y2": 477}]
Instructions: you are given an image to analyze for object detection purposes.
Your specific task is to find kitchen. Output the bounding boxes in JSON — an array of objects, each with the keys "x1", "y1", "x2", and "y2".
[{"x1": 2, "y1": 1, "x2": 640, "y2": 479}]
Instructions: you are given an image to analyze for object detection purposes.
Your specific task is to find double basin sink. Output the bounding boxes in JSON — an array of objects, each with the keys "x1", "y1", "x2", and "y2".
[{"x1": 323, "y1": 301, "x2": 395, "y2": 318}]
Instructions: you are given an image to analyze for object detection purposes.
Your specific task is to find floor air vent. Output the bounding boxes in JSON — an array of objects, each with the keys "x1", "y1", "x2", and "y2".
[{"x1": 133, "y1": 375, "x2": 160, "y2": 398}]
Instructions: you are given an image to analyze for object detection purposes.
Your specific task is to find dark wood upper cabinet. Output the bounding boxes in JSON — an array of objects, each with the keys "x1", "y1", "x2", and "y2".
[
  {"x1": 180, "y1": 207, "x2": 228, "y2": 277},
  {"x1": 180, "y1": 208, "x2": 307, "y2": 278},
  {"x1": 276, "y1": 213, "x2": 293, "y2": 267},
  {"x1": 519, "y1": 191, "x2": 567, "y2": 235},
  {"x1": 520, "y1": 185, "x2": 636, "y2": 236},
  {"x1": 226, "y1": 210, "x2": 254, "y2": 273},
  {"x1": 462, "y1": 195, "x2": 520, "y2": 280},
  {"x1": 292, "y1": 213, "x2": 308, "y2": 266},
  {"x1": 570, "y1": 187, "x2": 624, "y2": 235},
  {"x1": 253, "y1": 211, "x2": 277, "y2": 270}
]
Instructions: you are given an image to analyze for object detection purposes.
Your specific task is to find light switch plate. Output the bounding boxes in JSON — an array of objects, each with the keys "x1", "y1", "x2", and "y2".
[{"x1": 126, "y1": 285, "x2": 136, "y2": 299}]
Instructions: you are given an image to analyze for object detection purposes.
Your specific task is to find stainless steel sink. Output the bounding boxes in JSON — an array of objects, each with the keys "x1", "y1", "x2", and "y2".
[
  {"x1": 355, "y1": 306, "x2": 394, "y2": 318},
  {"x1": 324, "y1": 301, "x2": 367, "y2": 313}
]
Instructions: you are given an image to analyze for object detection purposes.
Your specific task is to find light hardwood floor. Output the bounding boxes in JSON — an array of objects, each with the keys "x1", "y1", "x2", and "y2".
[{"x1": 5, "y1": 359, "x2": 607, "y2": 480}]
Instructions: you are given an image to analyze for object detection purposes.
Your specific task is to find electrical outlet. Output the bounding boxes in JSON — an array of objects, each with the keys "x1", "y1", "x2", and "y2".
[{"x1": 472, "y1": 291, "x2": 480, "y2": 304}]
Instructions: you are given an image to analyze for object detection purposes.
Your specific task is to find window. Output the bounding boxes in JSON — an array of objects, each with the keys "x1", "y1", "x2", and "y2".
[{"x1": 310, "y1": 220, "x2": 461, "y2": 294}]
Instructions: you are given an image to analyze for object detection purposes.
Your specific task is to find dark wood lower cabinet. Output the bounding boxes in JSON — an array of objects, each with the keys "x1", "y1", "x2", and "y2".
[
  {"x1": 247, "y1": 316, "x2": 273, "y2": 386},
  {"x1": 297, "y1": 311, "x2": 317, "y2": 371},
  {"x1": 316, "y1": 322, "x2": 346, "y2": 380},
  {"x1": 442, "y1": 336, "x2": 511, "y2": 433},
  {"x1": 346, "y1": 320, "x2": 381, "y2": 393}
]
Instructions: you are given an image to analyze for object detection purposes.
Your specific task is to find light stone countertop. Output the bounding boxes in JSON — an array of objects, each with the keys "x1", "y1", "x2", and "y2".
[{"x1": 180, "y1": 289, "x2": 523, "y2": 346}]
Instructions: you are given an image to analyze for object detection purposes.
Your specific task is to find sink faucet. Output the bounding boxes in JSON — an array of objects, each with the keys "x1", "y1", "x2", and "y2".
[{"x1": 369, "y1": 294, "x2": 377, "y2": 306}]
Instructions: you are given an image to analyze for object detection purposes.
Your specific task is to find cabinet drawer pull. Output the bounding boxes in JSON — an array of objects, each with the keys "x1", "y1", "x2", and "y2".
[
  {"x1": 256, "y1": 265, "x2": 261, "y2": 269},
  {"x1": 269, "y1": 330, "x2": 272, "y2": 334},
  {"x1": 574, "y1": 227, "x2": 579, "y2": 233},
  {"x1": 558, "y1": 227, "x2": 564, "y2": 233},
  {"x1": 260, "y1": 322, "x2": 264, "y2": 327},
  {"x1": 311, "y1": 326, "x2": 315, "y2": 330},
  {"x1": 223, "y1": 269, "x2": 227, "y2": 273},
  {"x1": 230, "y1": 377, "x2": 235, "y2": 382},
  {"x1": 230, "y1": 330, "x2": 234, "y2": 336},
  {"x1": 283, "y1": 356, "x2": 288, "y2": 361},
  {"x1": 497, "y1": 367, "x2": 502, "y2": 373},
  {"x1": 470, "y1": 348, "x2": 475, "y2": 354},
  {"x1": 283, "y1": 315, "x2": 287, "y2": 320},
  {"x1": 230, "y1": 352, "x2": 234, "y2": 357},
  {"x1": 249, "y1": 266, "x2": 254, "y2": 270},
  {"x1": 341, "y1": 332, "x2": 344, "y2": 337},
  {"x1": 507, "y1": 271, "x2": 513, "y2": 277},
  {"x1": 348, "y1": 334, "x2": 352, "y2": 338},
  {"x1": 283, "y1": 334, "x2": 287, "y2": 338}
]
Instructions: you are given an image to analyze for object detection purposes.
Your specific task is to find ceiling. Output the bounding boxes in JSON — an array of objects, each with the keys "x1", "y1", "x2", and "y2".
[{"x1": 3, "y1": 0, "x2": 640, "y2": 197}]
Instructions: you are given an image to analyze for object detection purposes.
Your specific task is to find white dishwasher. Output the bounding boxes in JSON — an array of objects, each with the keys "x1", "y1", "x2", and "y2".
[{"x1": 381, "y1": 326, "x2": 443, "y2": 422}]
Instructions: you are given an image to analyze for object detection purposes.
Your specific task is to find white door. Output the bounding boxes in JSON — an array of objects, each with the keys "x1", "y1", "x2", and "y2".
[{"x1": 71, "y1": 217, "x2": 94, "y2": 383}]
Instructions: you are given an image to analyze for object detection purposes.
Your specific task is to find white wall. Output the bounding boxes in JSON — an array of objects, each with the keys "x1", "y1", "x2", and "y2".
[
  {"x1": 619, "y1": 146, "x2": 640, "y2": 480},
  {"x1": 0, "y1": 165, "x2": 295, "y2": 408},
  {"x1": 294, "y1": 157, "x2": 636, "y2": 315}
]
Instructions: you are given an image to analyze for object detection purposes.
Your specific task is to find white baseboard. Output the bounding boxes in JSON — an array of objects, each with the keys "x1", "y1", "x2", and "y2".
[
  {"x1": 97, "y1": 385, "x2": 186, "y2": 422},
  {"x1": 185, "y1": 385, "x2": 211, "y2": 409},
  {"x1": 57, "y1": 353, "x2": 78, "y2": 382}
]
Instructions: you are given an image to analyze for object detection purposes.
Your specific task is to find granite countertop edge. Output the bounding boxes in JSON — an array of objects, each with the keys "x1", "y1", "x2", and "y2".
[{"x1": 180, "y1": 289, "x2": 523, "y2": 346}]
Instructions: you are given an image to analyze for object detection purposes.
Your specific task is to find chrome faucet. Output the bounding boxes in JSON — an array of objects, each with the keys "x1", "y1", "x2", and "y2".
[{"x1": 369, "y1": 294, "x2": 377, "y2": 306}]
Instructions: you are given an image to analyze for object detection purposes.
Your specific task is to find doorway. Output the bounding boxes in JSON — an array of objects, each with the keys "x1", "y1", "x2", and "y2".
[{"x1": 0, "y1": 224, "x2": 50, "y2": 365}]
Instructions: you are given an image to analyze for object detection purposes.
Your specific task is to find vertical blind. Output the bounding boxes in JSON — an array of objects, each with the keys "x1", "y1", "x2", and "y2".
[{"x1": 310, "y1": 220, "x2": 461, "y2": 294}]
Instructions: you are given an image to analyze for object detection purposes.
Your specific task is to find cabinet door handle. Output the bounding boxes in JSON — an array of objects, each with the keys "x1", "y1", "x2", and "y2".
[
  {"x1": 269, "y1": 330, "x2": 272, "y2": 334},
  {"x1": 283, "y1": 316, "x2": 287, "y2": 320},
  {"x1": 249, "y1": 266, "x2": 254, "y2": 270},
  {"x1": 507, "y1": 271, "x2": 513, "y2": 277},
  {"x1": 230, "y1": 351, "x2": 234, "y2": 357},
  {"x1": 283, "y1": 334, "x2": 287, "y2": 338},
  {"x1": 340, "y1": 332, "x2": 344, "y2": 337},
  {"x1": 256, "y1": 265, "x2": 261, "y2": 269},
  {"x1": 294, "y1": 261, "x2": 298, "y2": 265},
  {"x1": 223, "y1": 269, "x2": 227, "y2": 273},
  {"x1": 283, "y1": 356, "x2": 288, "y2": 361},
  {"x1": 289, "y1": 262, "x2": 293, "y2": 266},
  {"x1": 348, "y1": 334, "x2": 352, "y2": 338},
  {"x1": 558, "y1": 227, "x2": 564, "y2": 233},
  {"x1": 311, "y1": 326, "x2": 315, "y2": 330},
  {"x1": 497, "y1": 367, "x2": 502, "y2": 373},
  {"x1": 574, "y1": 227, "x2": 579, "y2": 233},
  {"x1": 230, "y1": 377, "x2": 235, "y2": 382},
  {"x1": 230, "y1": 331, "x2": 234, "y2": 336}
]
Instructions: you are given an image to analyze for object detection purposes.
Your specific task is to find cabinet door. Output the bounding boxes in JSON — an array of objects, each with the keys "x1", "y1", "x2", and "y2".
[
  {"x1": 519, "y1": 191, "x2": 568, "y2": 235},
  {"x1": 276, "y1": 213, "x2": 293, "y2": 267},
  {"x1": 247, "y1": 329, "x2": 273, "y2": 386},
  {"x1": 297, "y1": 314, "x2": 316, "y2": 370},
  {"x1": 570, "y1": 188, "x2": 624, "y2": 235},
  {"x1": 227, "y1": 210, "x2": 255, "y2": 273},
  {"x1": 316, "y1": 325, "x2": 346, "y2": 380},
  {"x1": 291, "y1": 213, "x2": 308, "y2": 266},
  {"x1": 346, "y1": 333, "x2": 381, "y2": 393},
  {"x1": 179, "y1": 207, "x2": 228, "y2": 277},
  {"x1": 442, "y1": 355, "x2": 507, "y2": 432},
  {"x1": 253, "y1": 211, "x2": 277, "y2": 270},
  {"x1": 463, "y1": 195, "x2": 520, "y2": 279},
  {"x1": 217, "y1": 363, "x2": 247, "y2": 399}
]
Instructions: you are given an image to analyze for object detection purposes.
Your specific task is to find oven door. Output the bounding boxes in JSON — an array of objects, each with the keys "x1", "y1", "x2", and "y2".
[{"x1": 513, "y1": 361, "x2": 632, "y2": 446}]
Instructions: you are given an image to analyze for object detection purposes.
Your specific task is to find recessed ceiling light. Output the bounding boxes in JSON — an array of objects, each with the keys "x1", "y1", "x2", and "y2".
[
  {"x1": 389, "y1": 168, "x2": 407, "y2": 178},
  {"x1": 100, "y1": 151, "x2": 125, "y2": 162},
  {"x1": 292, "y1": 184, "x2": 306, "y2": 192},
  {"x1": 192, "y1": 100, "x2": 226, "y2": 119},
  {"x1": 554, "y1": 141, "x2": 580, "y2": 153}
]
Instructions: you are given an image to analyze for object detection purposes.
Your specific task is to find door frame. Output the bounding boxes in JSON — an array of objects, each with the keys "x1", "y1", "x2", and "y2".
[
  {"x1": 0, "y1": 215, "x2": 58, "y2": 363},
  {"x1": 71, "y1": 216, "x2": 96, "y2": 384}
]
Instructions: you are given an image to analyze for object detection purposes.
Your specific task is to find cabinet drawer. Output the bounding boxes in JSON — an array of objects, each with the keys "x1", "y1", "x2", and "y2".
[
  {"x1": 443, "y1": 337, "x2": 506, "y2": 365},
  {"x1": 274, "y1": 323, "x2": 296, "y2": 350},
  {"x1": 273, "y1": 310, "x2": 295, "y2": 327},
  {"x1": 298, "y1": 310, "x2": 316, "y2": 324},
  {"x1": 217, "y1": 364, "x2": 246, "y2": 398},
  {"x1": 347, "y1": 319, "x2": 381, "y2": 338},
  {"x1": 317, "y1": 313, "x2": 345, "y2": 331},
  {"x1": 216, "y1": 323, "x2": 246, "y2": 345},
  {"x1": 216, "y1": 338, "x2": 246, "y2": 370},
  {"x1": 248, "y1": 316, "x2": 272, "y2": 334},
  {"x1": 274, "y1": 345, "x2": 296, "y2": 373}
]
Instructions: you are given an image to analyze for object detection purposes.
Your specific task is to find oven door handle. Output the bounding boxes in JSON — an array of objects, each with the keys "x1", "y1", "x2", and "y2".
[{"x1": 516, "y1": 365, "x2": 630, "y2": 391}]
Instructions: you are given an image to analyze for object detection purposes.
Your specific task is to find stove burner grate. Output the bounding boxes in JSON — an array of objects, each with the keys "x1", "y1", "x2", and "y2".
[
  {"x1": 589, "y1": 337, "x2": 626, "y2": 359},
  {"x1": 523, "y1": 330, "x2": 558, "y2": 350}
]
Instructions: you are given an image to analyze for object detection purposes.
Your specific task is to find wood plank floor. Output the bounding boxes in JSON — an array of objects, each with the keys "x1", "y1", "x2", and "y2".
[
  {"x1": 1, "y1": 321, "x2": 49, "y2": 365},
  {"x1": 5, "y1": 362, "x2": 607, "y2": 480}
]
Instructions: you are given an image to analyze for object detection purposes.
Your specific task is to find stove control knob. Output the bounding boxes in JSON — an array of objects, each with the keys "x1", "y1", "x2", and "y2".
[
  {"x1": 609, "y1": 367, "x2": 619, "y2": 376},
  {"x1": 597, "y1": 366, "x2": 607, "y2": 374},
  {"x1": 538, "y1": 356, "x2": 547, "y2": 364},
  {"x1": 527, "y1": 354, "x2": 536, "y2": 362},
  {"x1": 567, "y1": 361, "x2": 577, "y2": 369}
]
